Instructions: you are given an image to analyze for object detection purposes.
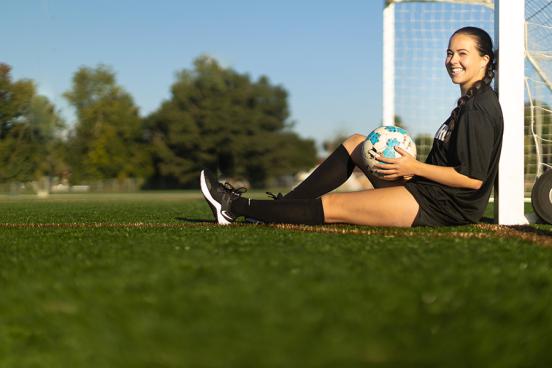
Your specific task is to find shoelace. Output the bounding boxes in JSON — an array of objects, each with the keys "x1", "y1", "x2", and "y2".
[
  {"x1": 222, "y1": 182, "x2": 247, "y2": 196},
  {"x1": 266, "y1": 192, "x2": 283, "y2": 200}
]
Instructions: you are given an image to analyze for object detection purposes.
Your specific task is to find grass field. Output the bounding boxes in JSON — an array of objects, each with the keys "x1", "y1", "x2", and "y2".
[{"x1": 1, "y1": 192, "x2": 552, "y2": 368}]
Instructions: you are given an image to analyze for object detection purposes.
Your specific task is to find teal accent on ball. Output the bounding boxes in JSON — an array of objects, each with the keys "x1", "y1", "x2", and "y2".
[
  {"x1": 367, "y1": 131, "x2": 381, "y2": 145},
  {"x1": 382, "y1": 138, "x2": 400, "y2": 158},
  {"x1": 384, "y1": 126, "x2": 408, "y2": 135},
  {"x1": 382, "y1": 147, "x2": 397, "y2": 158},
  {"x1": 386, "y1": 138, "x2": 400, "y2": 148}
]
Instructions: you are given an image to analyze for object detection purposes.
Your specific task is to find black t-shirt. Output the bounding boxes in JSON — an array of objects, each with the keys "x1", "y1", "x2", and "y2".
[{"x1": 405, "y1": 85, "x2": 504, "y2": 225}]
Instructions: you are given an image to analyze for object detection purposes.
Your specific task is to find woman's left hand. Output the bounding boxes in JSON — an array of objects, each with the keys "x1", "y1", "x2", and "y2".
[{"x1": 373, "y1": 146, "x2": 420, "y2": 180}]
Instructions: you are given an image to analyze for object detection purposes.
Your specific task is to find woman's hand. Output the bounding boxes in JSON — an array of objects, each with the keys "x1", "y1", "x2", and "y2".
[
  {"x1": 374, "y1": 146, "x2": 420, "y2": 181},
  {"x1": 375, "y1": 147, "x2": 483, "y2": 189}
]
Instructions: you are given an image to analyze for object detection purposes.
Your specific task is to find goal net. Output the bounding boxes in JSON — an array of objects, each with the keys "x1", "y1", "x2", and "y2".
[
  {"x1": 525, "y1": 0, "x2": 552, "y2": 192},
  {"x1": 384, "y1": 0, "x2": 552, "y2": 197}
]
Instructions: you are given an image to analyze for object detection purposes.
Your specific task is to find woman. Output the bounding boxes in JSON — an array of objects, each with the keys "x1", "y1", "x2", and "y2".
[{"x1": 200, "y1": 27, "x2": 503, "y2": 227}]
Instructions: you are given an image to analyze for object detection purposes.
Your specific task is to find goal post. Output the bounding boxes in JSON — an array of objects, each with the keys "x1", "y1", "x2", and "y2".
[
  {"x1": 382, "y1": 2, "x2": 395, "y2": 127},
  {"x1": 494, "y1": 0, "x2": 528, "y2": 224}
]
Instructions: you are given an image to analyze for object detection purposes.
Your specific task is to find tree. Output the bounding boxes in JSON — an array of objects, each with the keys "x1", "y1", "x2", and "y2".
[
  {"x1": 394, "y1": 115, "x2": 407, "y2": 130},
  {"x1": 414, "y1": 133, "x2": 434, "y2": 162},
  {"x1": 145, "y1": 55, "x2": 317, "y2": 188},
  {"x1": 0, "y1": 64, "x2": 66, "y2": 182},
  {"x1": 64, "y1": 65, "x2": 151, "y2": 182},
  {"x1": 27, "y1": 95, "x2": 67, "y2": 178}
]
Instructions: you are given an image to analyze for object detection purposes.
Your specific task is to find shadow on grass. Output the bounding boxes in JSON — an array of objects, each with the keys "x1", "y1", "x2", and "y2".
[
  {"x1": 175, "y1": 217, "x2": 214, "y2": 224},
  {"x1": 480, "y1": 217, "x2": 495, "y2": 224},
  {"x1": 511, "y1": 225, "x2": 552, "y2": 238}
]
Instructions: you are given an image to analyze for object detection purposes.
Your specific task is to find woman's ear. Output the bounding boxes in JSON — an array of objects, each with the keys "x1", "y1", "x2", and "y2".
[{"x1": 480, "y1": 54, "x2": 490, "y2": 69}]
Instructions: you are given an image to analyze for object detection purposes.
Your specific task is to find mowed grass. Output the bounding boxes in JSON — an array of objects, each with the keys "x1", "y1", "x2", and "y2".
[{"x1": 1, "y1": 193, "x2": 552, "y2": 368}]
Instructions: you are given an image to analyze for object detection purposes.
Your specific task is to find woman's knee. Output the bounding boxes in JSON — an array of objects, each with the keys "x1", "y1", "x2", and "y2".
[
  {"x1": 343, "y1": 134, "x2": 366, "y2": 155},
  {"x1": 321, "y1": 192, "x2": 350, "y2": 223},
  {"x1": 321, "y1": 193, "x2": 338, "y2": 222}
]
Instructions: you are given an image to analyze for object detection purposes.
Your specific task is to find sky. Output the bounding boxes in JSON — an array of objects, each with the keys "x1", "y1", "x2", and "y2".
[{"x1": 1, "y1": 0, "x2": 384, "y2": 149}]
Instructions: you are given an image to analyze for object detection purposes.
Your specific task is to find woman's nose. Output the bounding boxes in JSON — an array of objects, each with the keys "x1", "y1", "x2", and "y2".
[{"x1": 449, "y1": 53, "x2": 459, "y2": 64}]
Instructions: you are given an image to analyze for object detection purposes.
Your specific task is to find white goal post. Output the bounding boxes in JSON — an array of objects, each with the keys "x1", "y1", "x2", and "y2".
[
  {"x1": 382, "y1": 0, "x2": 528, "y2": 225},
  {"x1": 494, "y1": 0, "x2": 527, "y2": 224}
]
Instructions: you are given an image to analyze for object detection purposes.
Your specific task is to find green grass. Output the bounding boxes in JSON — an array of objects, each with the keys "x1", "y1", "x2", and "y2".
[{"x1": 1, "y1": 193, "x2": 552, "y2": 368}]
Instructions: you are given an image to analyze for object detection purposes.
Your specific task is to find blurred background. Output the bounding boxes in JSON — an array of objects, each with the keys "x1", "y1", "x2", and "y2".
[
  {"x1": 1, "y1": 1, "x2": 551, "y2": 195},
  {"x1": 1, "y1": 0, "x2": 383, "y2": 193}
]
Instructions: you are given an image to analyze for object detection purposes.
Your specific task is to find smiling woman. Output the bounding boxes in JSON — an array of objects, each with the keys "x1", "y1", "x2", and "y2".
[
  {"x1": 199, "y1": 27, "x2": 504, "y2": 228},
  {"x1": 446, "y1": 32, "x2": 491, "y2": 95}
]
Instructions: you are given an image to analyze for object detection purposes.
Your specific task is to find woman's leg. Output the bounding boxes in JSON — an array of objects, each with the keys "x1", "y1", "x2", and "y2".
[
  {"x1": 201, "y1": 168, "x2": 419, "y2": 227},
  {"x1": 283, "y1": 134, "x2": 365, "y2": 199},
  {"x1": 322, "y1": 187, "x2": 419, "y2": 227},
  {"x1": 231, "y1": 187, "x2": 419, "y2": 227},
  {"x1": 285, "y1": 133, "x2": 406, "y2": 199}
]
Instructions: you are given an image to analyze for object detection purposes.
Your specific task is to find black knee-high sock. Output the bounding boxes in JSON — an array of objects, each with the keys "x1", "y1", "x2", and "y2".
[
  {"x1": 231, "y1": 197, "x2": 324, "y2": 225},
  {"x1": 284, "y1": 144, "x2": 355, "y2": 199}
]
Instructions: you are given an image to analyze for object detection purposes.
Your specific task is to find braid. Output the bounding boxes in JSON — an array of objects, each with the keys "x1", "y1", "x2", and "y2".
[
  {"x1": 444, "y1": 27, "x2": 495, "y2": 143},
  {"x1": 482, "y1": 61, "x2": 495, "y2": 86},
  {"x1": 445, "y1": 93, "x2": 471, "y2": 143}
]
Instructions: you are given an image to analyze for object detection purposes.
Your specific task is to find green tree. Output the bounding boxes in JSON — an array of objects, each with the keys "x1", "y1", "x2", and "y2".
[
  {"x1": 0, "y1": 64, "x2": 66, "y2": 182},
  {"x1": 145, "y1": 55, "x2": 316, "y2": 188},
  {"x1": 394, "y1": 115, "x2": 407, "y2": 130},
  {"x1": 64, "y1": 65, "x2": 151, "y2": 182},
  {"x1": 414, "y1": 133, "x2": 434, "y2": 162},
  {"x1": 27, "y1": 95, "x2": 67, "y2": 178}
]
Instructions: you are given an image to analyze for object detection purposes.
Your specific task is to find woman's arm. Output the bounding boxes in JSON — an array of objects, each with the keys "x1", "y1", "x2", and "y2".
[{"x1": 375, "y1": 147, "x2": 483, "y2": 190}]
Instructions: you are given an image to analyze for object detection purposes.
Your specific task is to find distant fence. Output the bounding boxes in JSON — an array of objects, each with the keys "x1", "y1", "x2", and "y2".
[{"x1": 0, "y1": 177, "x2": 145, "y2": 195}]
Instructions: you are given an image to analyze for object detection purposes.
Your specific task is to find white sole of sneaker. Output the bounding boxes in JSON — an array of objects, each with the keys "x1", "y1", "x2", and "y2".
[{"x1": 200, "y1": 170, "x2": 231, "y2": 225}]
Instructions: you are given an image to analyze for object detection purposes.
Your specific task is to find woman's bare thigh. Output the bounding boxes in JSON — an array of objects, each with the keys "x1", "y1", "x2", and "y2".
[{"x1": 321, "y1": 186, "x2": 419, "y2": 227}]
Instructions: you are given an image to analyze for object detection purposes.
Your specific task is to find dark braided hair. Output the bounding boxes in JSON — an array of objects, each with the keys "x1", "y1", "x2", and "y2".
[{"x1": 445, "y1": 27, "x2": 496, "y2": 142}]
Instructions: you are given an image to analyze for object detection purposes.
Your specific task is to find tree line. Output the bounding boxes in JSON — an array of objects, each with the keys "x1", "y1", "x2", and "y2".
[
  {"x1": 3, "y1": 56, "x2": 547, "y2": 190},
  {"x1": 0, "y1": 56, "x2": 318, "y2": 189}
]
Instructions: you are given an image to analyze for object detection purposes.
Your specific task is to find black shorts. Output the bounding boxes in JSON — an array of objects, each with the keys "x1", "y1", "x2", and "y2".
[
  {"x1": 411, "y1": 206, "x2": 438, "y2": 227},
  {"x1": 405, "y1": 183, "x2": 463, "y2": 227}
]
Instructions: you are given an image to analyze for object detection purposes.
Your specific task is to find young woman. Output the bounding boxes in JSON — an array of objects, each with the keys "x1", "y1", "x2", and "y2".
[{"x1": 200, "y1": 27, "x2": 503, "y2": 227}]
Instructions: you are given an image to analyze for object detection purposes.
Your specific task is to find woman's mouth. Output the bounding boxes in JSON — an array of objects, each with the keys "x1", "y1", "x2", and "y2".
[{"x1": 450, "y1": 67, "x2": 464, "y2": 76}]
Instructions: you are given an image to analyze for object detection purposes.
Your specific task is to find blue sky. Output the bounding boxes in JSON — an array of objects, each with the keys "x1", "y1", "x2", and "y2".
[{"x1": 1, "y1": 0, "x2": 383, "y2": 148}]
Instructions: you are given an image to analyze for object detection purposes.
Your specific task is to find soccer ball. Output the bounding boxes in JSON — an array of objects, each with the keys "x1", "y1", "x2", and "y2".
[{"x1": 360, "y1": 126, "x2": 417, "y2": 178}]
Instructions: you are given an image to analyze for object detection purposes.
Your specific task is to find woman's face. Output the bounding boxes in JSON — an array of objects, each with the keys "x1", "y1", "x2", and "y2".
[{"x1": 445, "y1": 33, "x2": 490, "y2": 93}]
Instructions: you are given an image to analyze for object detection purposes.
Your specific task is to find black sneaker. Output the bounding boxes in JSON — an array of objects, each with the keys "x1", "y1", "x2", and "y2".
[{"x1": 200, "y1": 170, "x2": 246, "y2": 225}]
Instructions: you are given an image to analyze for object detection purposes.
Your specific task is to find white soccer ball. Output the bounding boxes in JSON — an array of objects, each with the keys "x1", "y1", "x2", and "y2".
[{"x1": 360, "y1": 126, "x2": 417, "y2": 178}]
